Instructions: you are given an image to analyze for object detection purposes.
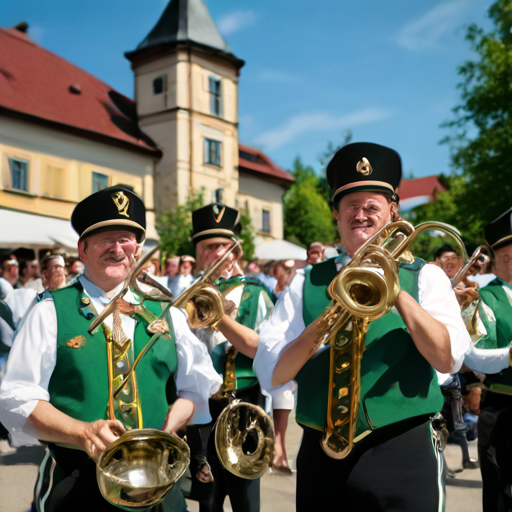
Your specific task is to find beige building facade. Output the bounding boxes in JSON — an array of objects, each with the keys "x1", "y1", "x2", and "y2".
[{"x1": 126, "y1": 0, "x2": 293, "y2": 240}]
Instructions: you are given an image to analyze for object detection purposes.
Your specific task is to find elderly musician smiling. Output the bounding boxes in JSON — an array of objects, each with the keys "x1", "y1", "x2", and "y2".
[{"x1": 254, "y1": 142, "x2": 472, "y2": 512}]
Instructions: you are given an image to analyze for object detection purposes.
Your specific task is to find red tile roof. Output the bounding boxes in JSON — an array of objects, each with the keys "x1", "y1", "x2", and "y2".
[
  {"x1": 398, "y1": 175, "x2": 446, "y2": 201},
  {"x1": 0, "y1": 26, "x2": 160, "y2": 156},
  {"x1": 239, "y1": 143, "x2": 294, "y2": 187}
]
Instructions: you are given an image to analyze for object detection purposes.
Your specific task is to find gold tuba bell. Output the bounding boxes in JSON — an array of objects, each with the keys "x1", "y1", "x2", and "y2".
[
  {"x1": 90, "y1": 241, "x2": 240, "y2": 509},
  {"x1": 214, "y1": 346, "x2": 275, "y2": 479},
  {"x1": 318, "y1": 220, "x2": 467, "y2": 459}
]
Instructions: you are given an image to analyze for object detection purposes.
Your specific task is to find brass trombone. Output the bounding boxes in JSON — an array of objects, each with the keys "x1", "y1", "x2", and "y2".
[
  {"x1": 317, "y1": 220, "x2": 467, "y2": 459},
  {"x1": 90, "y1": 240, "x2": 240, "y2": 509}
]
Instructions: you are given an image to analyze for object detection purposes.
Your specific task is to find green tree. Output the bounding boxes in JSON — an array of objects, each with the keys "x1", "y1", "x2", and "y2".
[
  {"x1": 239, "y1": 205, "x2": 255, "y2": 261},
  {"x1": 439, "y1": 0, "x2": 512, "y2": 244},
  {"x1": 283, "y1": 157, "x2": 338, "y2": 247},
  {"x1": 157, "y1": 190, "x2": 205, "y2": 257}
]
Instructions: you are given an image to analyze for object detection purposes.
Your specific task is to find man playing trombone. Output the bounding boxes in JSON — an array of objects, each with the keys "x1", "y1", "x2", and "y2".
[
  {"x1": 0, "y1": 186, "x2": 222, "y2": 512},
  {"x1": 254, "y1": 142, "x2": 472, "y2": 512}
]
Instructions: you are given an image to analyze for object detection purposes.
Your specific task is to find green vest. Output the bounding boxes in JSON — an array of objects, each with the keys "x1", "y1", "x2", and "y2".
[
  {"x1": 478, "y1": 278, "x2": 512, "y2": 393},
  {"x1": 48, "y1": 282, "x2": 178, "y2": 429},
  {"x1": 295, "y1": 258, "x2": 443, "y2": 435},
  {"x1": 211, "y1": 277, "x2": 273, "y2": 390}
]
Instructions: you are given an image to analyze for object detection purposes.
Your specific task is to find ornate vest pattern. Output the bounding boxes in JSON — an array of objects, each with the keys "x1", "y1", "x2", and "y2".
[{"x1": 48, "y1": 282, "x2": 178, "y2": 430}]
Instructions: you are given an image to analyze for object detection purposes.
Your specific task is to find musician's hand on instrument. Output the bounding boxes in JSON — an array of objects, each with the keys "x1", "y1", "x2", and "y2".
[
  {"x1": 79, "y1": 419, "x2": 125, "y2": 462},
  {"x1": 204, "y1": 247, "x2": 235, "y2": 280},
  {"x1": 454, "y1": 284, "x2": 479, "y2": 307}
]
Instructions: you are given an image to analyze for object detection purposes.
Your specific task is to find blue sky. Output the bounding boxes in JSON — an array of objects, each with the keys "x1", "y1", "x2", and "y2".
[{"x1": 0, "y1": 0, "x2": 492, "y2": 177}]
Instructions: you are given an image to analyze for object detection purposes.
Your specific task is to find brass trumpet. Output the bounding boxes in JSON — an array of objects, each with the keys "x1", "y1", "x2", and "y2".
[
  {"x1": 90, "y1": 240, "x2": 240, "y2": 509},
  {"x1": 451, "y1": 245, "x2": 490, "y2": 288},
  {"x1": 318, "y1": 220, "x2": 467, "y2": 459}
]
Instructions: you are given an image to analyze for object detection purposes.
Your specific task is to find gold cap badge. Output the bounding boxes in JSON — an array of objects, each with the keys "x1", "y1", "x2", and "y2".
[
  {"x1": 112, "y1": 191, "x2": 130, "y2": 218},
  {"x1": 356, "y1": 157, "x2": 373, "y2": 176},
  {"x1": 213, "y1": 204, "x2": 225, "y2": 224}
]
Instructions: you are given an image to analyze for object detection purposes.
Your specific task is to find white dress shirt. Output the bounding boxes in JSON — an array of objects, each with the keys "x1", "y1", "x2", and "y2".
[
  {"x1": 254, "y1": 262, "x2": 472, "y2": 395},
  {"x1": 0, "y1": 275, "x2": 222, "y2": 446}
]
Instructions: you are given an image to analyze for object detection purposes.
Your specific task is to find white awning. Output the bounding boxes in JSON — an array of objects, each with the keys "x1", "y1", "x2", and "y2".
[
  {"x1": 255, "y1": 239, "x2": 307, "y2": 261},
  {"x1": 0, "y1": 209, "x2": 79, "y2": 251}
]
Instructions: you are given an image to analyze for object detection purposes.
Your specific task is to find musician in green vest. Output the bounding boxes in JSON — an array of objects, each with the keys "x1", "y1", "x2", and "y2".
[
  {"x1": 185, "y1": 203, "x2": 294, "y2": 512},
  {"x1": 0, "y1": 186, "x2": 222, "y2": 512},
  {"x1": 254, "y1": 142, "x2": 472, "y2": 512},
  {"x1": 474, "y1": 207, "x2": 512, "y2": 512}
]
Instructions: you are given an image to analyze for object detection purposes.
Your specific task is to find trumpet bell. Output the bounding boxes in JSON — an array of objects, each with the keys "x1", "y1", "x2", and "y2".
[
  {"x1": 215, "y1": 400, "x2": 275, "y2": 480},
  {"x1": 332, "y1": 247, "x2": 400, "y2": 321},
  {"x1": 97, "y1": 429, "x2": 190, "y2": 510}
]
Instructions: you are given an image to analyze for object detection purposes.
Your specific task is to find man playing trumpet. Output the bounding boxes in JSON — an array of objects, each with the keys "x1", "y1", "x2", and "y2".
[
  {"x1": 254, "y1": 142, "x2": 472, "y2": 512},
  {"x1": 0, "y1": 186, "x2": 222, "y2": 512}
]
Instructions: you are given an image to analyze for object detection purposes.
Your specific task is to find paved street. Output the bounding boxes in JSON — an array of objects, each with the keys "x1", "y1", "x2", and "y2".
[{"x1": 0, "y1": 415, "x2": 483, "y2": 512}]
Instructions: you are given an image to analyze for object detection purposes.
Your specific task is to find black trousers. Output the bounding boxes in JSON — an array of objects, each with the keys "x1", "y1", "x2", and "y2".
[
  {"x1": 34, "y1": 445, "x2": 186, "y2": 512},
  {"x1": 478, "y1": 391, "x2": 512, "y2": 512},
  {"x1": 187, "y1": 383, "x2": 265, "y2": 512},
  {"x1": 296, "y1": 417, "x2": 444, "y2": 512}
]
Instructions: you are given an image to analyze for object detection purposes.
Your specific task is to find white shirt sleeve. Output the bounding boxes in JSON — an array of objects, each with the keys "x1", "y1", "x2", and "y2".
[
  {"x1": 417, "y1": 264, "x2": 471, "y2": 373},
  {"x1": 0, "y1": 298, "x2": 57, "y2": 446},
  {"x1": 255, "y1": 262, "x2": 472, "y2": 396},
  {"x1": 464, "y1": 344, "x2": 510, "y2": 374},
  {"x1": 171, "y1": 307, "x2": 222, "y2": 425},
  {"x1": 254, "y1": 272, "x2": 307, "y2": 394}
]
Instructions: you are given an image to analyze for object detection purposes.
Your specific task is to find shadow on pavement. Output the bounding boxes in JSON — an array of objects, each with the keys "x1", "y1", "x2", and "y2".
[
  {"x1": 446, "y1": 479, "x2": 483, "y2": 489},
  {"x1": 0, "y1": 445, "x2": 46, "y2": 466}
]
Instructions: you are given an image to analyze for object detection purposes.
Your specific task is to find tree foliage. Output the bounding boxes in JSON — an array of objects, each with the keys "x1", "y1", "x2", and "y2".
[
  {"x1": 283, "y1": 157, "x2": 338, "y2": 247},
  {"x1": 239, "y1": 205, "x2": 255, "y2": 261},
  {"x1": 157, "y1": 190, "x2": 205, "y2": 257},
  {"x1": 431, "y1": 0, "x2": 512, "y2": 245}
]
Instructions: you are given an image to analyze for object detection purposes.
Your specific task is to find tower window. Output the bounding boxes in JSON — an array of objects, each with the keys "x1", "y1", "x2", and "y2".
[
  {"x1": 92, "y1": 172, "x2": 110, "y2": 193},
  {"x1": 214, "y1": 188, "x2": 224, "y2": 203},
  {"x1": 153, "y1": 76, "x2": 166, "y2": 95},
  {"x1": 209, "y1": 76, "x2": 222, "y2": 116},
  {"x1": 204, "y1": 139, "x2": 222, "y2": 167},
  {"x1": 262, "y1": 209, "x2": 271, "y2": 234},
  {"x1": 9, "y1": 157, "x2": 29, "y2": 192}
]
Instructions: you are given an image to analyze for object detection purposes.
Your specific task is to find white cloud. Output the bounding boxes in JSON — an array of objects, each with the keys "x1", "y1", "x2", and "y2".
[
  {"x1": 396, "y1": 0, "x2": 472, "y2": 51},
  {"x1": 217, "y1": 10, "x2": 258, "y2": 37},
  {"x1": 253, "y1": 108, "x2": 393, "y2": 151},
  {"x1": 256, "y1": 69, "x2": 302, "y2": 83}
]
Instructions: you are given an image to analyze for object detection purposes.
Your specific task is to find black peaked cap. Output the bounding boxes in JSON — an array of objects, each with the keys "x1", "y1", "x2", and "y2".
[
  {"x1": 192, "y1": 203, "x2": 240, "y2": 244},
  {"x1": 71, "y1": 186, "x2": 146, "y2": 242},
  {"x1": 327, "y1": 142, "x2": 402, "y2": 204},
  {"x1": 484, "y1": 207, "x2": 512, "y2": 250}
]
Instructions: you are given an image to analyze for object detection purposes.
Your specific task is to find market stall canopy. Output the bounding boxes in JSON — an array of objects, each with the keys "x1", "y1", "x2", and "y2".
[
  {"x1": 255, "y1": 239, "x2": 307, "y2": 261},
  {"x1": 0, "y1": 209, "x2": 79, "y2": 250}
]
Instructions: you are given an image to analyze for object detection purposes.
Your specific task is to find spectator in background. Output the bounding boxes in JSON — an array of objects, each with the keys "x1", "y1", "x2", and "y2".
[
  {"x1": 306, "y1": 242, "x2": 325, "y2": 265},
  {"x1": 434, "y1": 244, "x2": 463, "y2": 279},
  {"x1": 163, "y1": 256, "x2": 180, "y2": 278},
  {"x1": 17, "y1": 259, "x2": 42, "y2": 290},
  {"x1": 66, "y1": 256, "x2": 84, "y2": 282},
  {"x1": 273, "y1": 260, "x2": 296, "y2": 298},
  {"x1": 41, "y1": 254, "x2": 67, "y2": 291},
  {"x1": 170, "y1": 255, "x2": 195, "y2": 297},
  {"x1": 0, "y1": 258, "x2": 19, "y2": 290},
  {"x1": 255, "y1": 261, "x2": 278, "y2": 294}
]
